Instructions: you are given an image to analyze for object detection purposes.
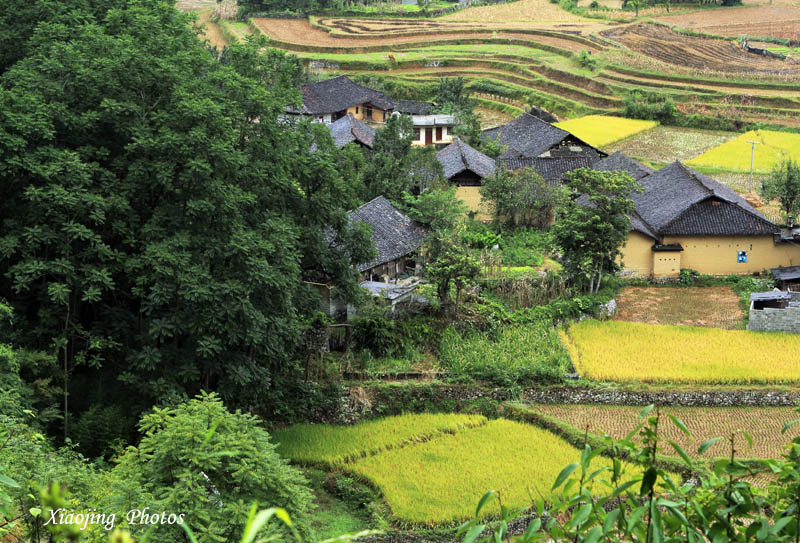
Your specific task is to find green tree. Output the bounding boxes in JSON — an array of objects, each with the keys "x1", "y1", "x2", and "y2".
[
  {"x1": 480, "y1": 167, "x2": 566, "y2": 228},
  {"x1": 0, "y1": 0, "x2": 371, "y2": 434},
  {"x1": 551, "y1": 168, "x2": 640, "y2": 293},
  {"x1": 425, "y1": 227, "x2": 480, "y2": 307},
  {"x1": 363, "y1": 114, "x2": 416, "y2": 201},
  {"x1": 435, "y1": 77, "x2": 471, "y2": 114},
  {"x1": 111, "y1": 392, "x2": 314, "y2": 543},
  {"x1": 761, "y1": 158, "x2": 800, "y2": 218},
  {"x1": 402, "y1": 186, "x2": 467, "y2": 234}
]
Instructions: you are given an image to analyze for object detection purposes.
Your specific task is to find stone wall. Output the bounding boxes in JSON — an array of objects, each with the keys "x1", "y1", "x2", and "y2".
[{"x1": 748, "y1": 301, "x2": 800, "y2": 333}]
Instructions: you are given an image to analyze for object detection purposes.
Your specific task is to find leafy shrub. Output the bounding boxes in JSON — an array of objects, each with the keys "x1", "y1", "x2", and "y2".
[
  {"x1": 463, "y1": 221, "x2": 502, "y2": 249},
  {"x1": 499, "y1": 228, "x2": 551, "y2": 267},
  {"x1": 624, "y1": 91, "x2": 676, "y2": 122},
  {"x1": 678, "y1": 268, "x2": 700, "y2": 285},
  {"x1": 351, "y1": 306, "x2": 401, "y2": 358},
  {"x1": 575, "y1": 50, "x2": 596, "y2": 70},
  {"x1": 439, "y1": 324, "x2": 570, "y2": 386},
  {"x1": 71, "y1": 404, "x2": 134, "y2": 460},
  {"x1": 111, "y1": 392, "x2": 315, "y2": 542}
]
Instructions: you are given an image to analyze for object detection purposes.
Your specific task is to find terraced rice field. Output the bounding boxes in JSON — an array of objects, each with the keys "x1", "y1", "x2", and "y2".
[
  {"x1": 252, "y1": 15, "x2": 800, "y2": 126},
  {"x1": 655, "y1": 5, "x2": 800, "y2": 40},
  {"x1": 272, "y1": 413, "x2": 486, "y2": 464},
  {"x1": 607, "y1": 126, "x2": 737, "y2": 163},
  {"x1": 554, "y1": 115, "x2": 657, "y2": 148},
  {"x1": 349, "y1": 419, "x2": 643, "y2": 524},
  {"x1": 530, "y1": 404, "x2": 800, "y2": 459},
  {"x1": 686, "y1": 129, "x2": 800, "y2": 173},
  {"x1": 561, "y1": 320, "x2": 800, "y2": 384},
  {"x1": 602, "y1": 23, "x2": 800, "y2": 75}
]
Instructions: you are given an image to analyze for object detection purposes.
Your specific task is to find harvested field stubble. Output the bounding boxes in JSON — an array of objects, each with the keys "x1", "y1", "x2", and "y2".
[
  {"x1": 349, "y1": 419, "x2": 644, "y2": 525},
  {"x1": 607, "y1": 126, "x2": 737, "y2": 164},
  {"x1": 602, "y1": 23, "x2": 800, "y2": 76},
  {"x1": 530, "y1": 404, "x2": 800, "y2": 459},
  {"x1": 561, "y1": 320, "x2": 800, "y2": 384},
  {"x1": 612, "y1": 287, "x2": 744, "y2": 329},
  {"x1": 272, "y1": 413, "x2": 487, "y2": 465},
  {"x1": 655, "y1": 5, "x2": 800, "y2": 40}
]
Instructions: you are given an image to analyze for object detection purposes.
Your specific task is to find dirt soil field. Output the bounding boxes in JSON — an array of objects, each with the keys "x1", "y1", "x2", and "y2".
[
  {"x1": 530, "y1": 404, "x2": 800, "y2": 459},
  {"x1": 655, "y1": 5, "x2": 800, "y2": 40},
  {"x1": 602, "y1": 23, "x2": 800, "y2": 75},
  {"x1": 256, "y1": 18, "x2": 611, "y2": 47},
  {"x1": 196, "y1": 10, "x2": 228, "y2": 49},
  {"x1": 607, "y1": 126, "x2": 736, "y2": 163},
  {"x1": 613, "y1": 286, "x2": 745, "y2": 329},
  {"x1": 176, "y1": 0, "x2": 216, "y2": 10}
]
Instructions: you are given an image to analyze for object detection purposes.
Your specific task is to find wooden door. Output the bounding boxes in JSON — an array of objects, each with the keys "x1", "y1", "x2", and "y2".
[
  {"x1": 436, "y1": 127, "x2": 442, "y2": 141},
  {"x1": 425, "y1": 127, "x2": 433, "y2": 145}
]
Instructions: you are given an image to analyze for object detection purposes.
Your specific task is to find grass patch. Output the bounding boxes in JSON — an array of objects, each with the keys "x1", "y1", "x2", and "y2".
[
  {"x1": 613, "y1": 286, "x2": 745, "y2": 329},
  {"x1": 561, "y1": 320, "x2": 800, "y2": 384},
  {"x1": 272, "y1": 413, "x2": 486, "y2": 465},
  {"x1": 440, "y1": 324, "x2": 570, "y2": 386},
  {"x1": 554, "y1": 115, "x2": 658, "y2": 148},
  {"x1": 686, "y1": 129, "x2": 800, "y2": 174},
  {"x1": 528, "y1": 404, "x2": 800, "y2": 460},
  {"x1": 348, "y1": 418, "x2": 643, "y2": 525}
]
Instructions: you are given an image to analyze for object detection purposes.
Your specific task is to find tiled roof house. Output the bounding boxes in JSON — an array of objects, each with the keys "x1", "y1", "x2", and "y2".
[
  {"x1": 347, "y1": 196, "x2": 427, "y2": 280},
  {"x1": 593, "y1": 155, "x2": 798, "y2": 277}
]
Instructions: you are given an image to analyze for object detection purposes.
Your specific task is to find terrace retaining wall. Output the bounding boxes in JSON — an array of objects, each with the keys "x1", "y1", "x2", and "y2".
[{"x1": 324, "y1": 384, "x2": 800, "y2": 424}]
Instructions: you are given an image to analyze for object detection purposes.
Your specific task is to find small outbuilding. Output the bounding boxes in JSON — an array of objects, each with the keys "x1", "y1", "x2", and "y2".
[{"x1": 771, "y1": 265, "x2": 800, "y2": 292}]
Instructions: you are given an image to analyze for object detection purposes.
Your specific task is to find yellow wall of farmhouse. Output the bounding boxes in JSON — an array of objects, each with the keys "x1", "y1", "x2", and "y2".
[
  {"x1": 661, "y1": 235, "x2": 800, "y2": 275},
  {"x1": 653, "y1": 252, "x2": 681, "y2": 278},
  {"x1": 347, "y1": 105, "x2": 388, "y2": 123},
  {"x1": 620, "y1": 231, "x2": 655, "y2": 277},
  {"x1": 455, "y1": 186, "x2": 491, "y2": 221},
  {"x1": 622, "y1": 233, "x2": 800, "y2": 277}
]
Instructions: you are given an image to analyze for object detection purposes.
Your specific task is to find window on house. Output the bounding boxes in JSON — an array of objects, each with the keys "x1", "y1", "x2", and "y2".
[{"x1": 356, "y1": 106, "x2": 359, "y2": 114}]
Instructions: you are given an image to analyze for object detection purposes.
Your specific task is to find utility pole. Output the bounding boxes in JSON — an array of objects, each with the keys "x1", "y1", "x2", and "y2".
[{"x1": 746, "y1": 140, "x2": 761, "y2": 191}]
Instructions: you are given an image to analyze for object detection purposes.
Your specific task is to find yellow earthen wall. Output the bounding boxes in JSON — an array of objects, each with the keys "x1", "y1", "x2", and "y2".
[
  {"x1": 661, "y1": 235, "x2": 800, "y2": 275},
  {"x1": 455, "y1": 186, "x2": 491, "y2": 221},
  {"x1": 619, "y1": 231, "x2": 655, "y2": 277},
  {"x1": 347, "y1": 105, "x2": 388, "y2": 123},
  {"x1": 652, "y1": 252, "x2": 681, "y2": 278}
]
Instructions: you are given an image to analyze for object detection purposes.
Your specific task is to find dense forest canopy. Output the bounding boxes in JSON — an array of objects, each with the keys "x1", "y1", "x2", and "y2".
[{"x1": 0, "y1": 0, "x2": 373, "y2": 438}]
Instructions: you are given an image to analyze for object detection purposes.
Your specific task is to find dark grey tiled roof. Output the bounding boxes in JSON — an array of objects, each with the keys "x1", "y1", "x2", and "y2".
[
  {"x1": 437, "y1": 140, "x2": 495, "y2": 180},
  {"x1": 592, "y1": 152, "x2": 654, "y2": 180},
  {"x1": 483, "y1": 113, "x2": 602, "y2": 161},
  {"x1": 300, "y1": 75, "x2": 394, "y2": 115},
  {"x1": 348, "y1": 196, "x2": 426, "y2": 272},
  {"x1": 328, "y1": 114, "x2": 375, "y2": 148},
  {"x1": 482, "y1": 113, "x2": 569, "y2": 159},
  {"x1": 395, "y1": 99, "x2": 433, "y2": 115},
  {"x1": 633, "y1": 161, "x2": 774, "y2": 235},
  {"x1": 772, "y1": 265, "x2": 800, "y2": 282},
  {"x1": 660, "y1": 198, "x2": 778, "y2": 236},
  {"x1": 500, "y1": 156, "x2": 596, "y2": 183}
]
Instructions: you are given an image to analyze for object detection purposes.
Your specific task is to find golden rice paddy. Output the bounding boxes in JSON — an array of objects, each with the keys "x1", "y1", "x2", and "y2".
[{"x1": 561, "y1": 320, "x2": 800, "y2": 383}]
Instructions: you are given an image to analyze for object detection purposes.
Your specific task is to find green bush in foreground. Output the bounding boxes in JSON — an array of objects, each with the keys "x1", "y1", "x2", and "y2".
[{"x1": 462, "y1": 405, "x2": 800, "y2": 543}]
